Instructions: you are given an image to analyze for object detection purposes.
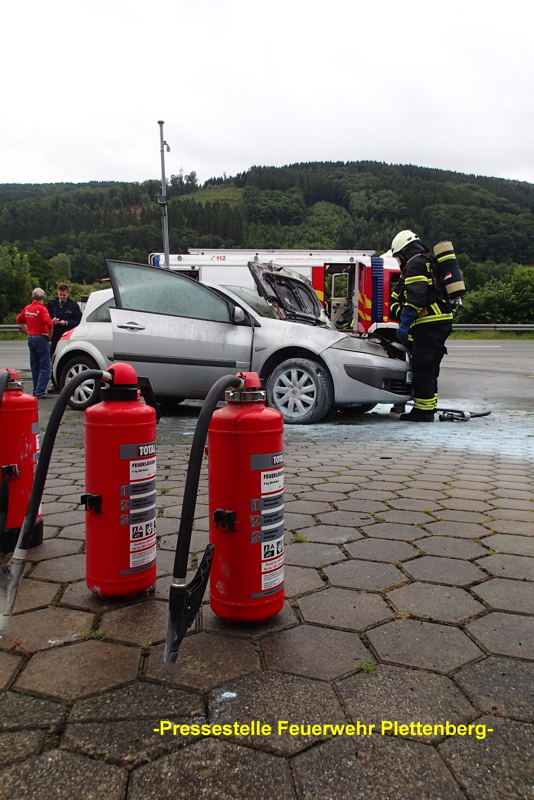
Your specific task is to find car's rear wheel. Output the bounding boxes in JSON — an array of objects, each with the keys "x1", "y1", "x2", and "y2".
[
  {"x1": 266, "y1": 358, "x2": 333, "y2": 424},
  {"x1": 60, "y1": 355, "x2": 100, "y2": 411}
]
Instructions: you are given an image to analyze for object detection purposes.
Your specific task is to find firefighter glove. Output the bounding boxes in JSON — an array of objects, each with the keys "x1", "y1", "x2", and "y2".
[{"x1": 396, "y1": 307, "x2": 418, "y2": 345}]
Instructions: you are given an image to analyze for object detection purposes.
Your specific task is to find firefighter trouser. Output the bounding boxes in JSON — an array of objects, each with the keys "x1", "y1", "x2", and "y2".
[{"x1": 410, "y1": 320, "x2": 452, "y2": 412}]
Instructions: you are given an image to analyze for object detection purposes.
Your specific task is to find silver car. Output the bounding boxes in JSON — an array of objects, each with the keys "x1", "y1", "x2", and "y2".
[{"x1": 52, "y1": 259, "x2": 412, "y2": 424}]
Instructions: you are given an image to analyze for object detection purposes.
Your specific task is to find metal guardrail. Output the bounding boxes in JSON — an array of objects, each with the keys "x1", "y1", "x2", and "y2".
[
  {"x1": 452, "y1": 324, "x2": 534, "y2": 330},
  {"x1": 2, "y1": 323, "x2": 534, "y2": 331}
]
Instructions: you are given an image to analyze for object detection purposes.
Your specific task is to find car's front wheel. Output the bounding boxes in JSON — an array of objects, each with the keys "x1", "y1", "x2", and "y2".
[
  {"x1": 265, "y1": 358, "x2": 333, "y2": 424},
  {"x1": 60, "y1": 355, "x2": 100, "y2": 411}
]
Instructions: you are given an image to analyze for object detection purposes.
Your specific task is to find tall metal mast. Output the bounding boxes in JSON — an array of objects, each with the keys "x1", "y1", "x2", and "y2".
[{"x1": 157, "y1": 120, "x2": 171, "y2": 268}]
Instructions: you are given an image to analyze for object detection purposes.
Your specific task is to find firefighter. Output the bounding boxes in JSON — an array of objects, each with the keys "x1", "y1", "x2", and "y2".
[{"x1": 390, "y1": 230, "x2": 453, "y2": 422}]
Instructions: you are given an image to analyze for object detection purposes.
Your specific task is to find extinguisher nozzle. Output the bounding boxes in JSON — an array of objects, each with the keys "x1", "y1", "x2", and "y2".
[
  {"x1": 0, "y1": 559, "x2": 24, "y2": 629},
  {"x1": 164, "y1": 544, "x2": 214, "y2": 664}
]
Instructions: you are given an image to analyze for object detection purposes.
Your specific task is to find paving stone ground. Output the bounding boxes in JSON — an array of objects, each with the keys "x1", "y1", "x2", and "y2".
[{"x1": 1, "y1": 429, "x2": 533, "y2": 799}]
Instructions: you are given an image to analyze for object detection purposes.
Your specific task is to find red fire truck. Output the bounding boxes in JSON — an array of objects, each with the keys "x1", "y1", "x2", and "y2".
[{"x1": 148, "y1": 249, "x2": 401, "y2": 332}]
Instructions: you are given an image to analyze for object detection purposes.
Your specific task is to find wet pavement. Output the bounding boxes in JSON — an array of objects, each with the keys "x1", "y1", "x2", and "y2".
[{"x1": 0, "y1": 375, "x2": 533, "y2": 799}]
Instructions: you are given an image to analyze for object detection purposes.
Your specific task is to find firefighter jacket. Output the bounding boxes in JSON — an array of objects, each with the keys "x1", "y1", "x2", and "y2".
[{"x1": 389, "y1": 252, "x2": 453, "y2": 327}]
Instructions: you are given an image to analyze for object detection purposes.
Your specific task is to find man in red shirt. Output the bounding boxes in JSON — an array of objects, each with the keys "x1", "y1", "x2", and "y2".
[{"x1": 16, "y1": 288, "x2": 54, "y2": 399}]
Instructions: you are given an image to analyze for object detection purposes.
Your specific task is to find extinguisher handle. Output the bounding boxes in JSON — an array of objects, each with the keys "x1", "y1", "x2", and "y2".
[{"x1": 137, "y1": 376, "x2": 161, "y2": 423}]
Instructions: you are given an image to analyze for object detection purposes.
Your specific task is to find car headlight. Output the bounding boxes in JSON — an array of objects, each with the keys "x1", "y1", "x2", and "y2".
[
  {"x1": 329, "y1": 337, "x2": 387, "y2": 358},
  {"x1": 329, "y1": 337, "x2": 368, "y2": 352}
]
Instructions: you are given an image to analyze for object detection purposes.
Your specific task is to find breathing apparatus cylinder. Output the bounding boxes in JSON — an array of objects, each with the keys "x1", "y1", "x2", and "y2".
[
  {"x1": 433, "y1": 241, "x2": 466, "y2": 301},
  {"x1": 0, "y1": 370, "x2": 43, "y2": 554},
  {"x1": 208, "y1": 372, "x2": 285, "y2": 623},
  {"x1": 84, "y1": 363, "x2": 157, "y2": 598}
]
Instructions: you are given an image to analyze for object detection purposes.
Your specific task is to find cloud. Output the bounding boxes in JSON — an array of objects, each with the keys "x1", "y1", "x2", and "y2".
[{"x1": 1, "y1": 0, "x2": 533, "y2": 184}]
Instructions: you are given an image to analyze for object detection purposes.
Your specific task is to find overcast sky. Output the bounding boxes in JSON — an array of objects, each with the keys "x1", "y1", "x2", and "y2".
[{"x1": 2, "y1": 0, "x2": 533, "y2": 187}]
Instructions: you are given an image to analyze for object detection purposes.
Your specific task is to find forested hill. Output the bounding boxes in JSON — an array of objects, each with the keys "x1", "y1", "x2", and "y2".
[{"x1": 2, "y1": 161, "x2": 534, "y2": 286}]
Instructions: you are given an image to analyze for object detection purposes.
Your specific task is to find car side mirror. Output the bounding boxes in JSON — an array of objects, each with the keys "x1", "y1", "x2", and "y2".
[{"x1": 232, "y1": 306, "x2": 246, "y2": 324}]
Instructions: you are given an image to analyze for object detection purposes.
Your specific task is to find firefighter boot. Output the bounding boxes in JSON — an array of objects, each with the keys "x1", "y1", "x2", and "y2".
[{"x1": 399, "y1": 409, "x2": 435, "y2": 422}]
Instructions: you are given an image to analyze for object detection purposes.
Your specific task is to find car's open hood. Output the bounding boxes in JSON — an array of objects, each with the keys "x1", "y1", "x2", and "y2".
[{"x1": 248, "y1": 261, "x2": 333, "y2": 327}]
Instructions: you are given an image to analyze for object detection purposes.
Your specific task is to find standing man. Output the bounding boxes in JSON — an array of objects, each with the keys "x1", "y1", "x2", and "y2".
[
  {"x1": 16, "y1": 288, "x2": 54, "y2": 399},
  {"x1": 47, "y1": 283, "x2": 82, "y2": 392},
  {"x1": 390, "y1": 230, "x2": 453, "y2": 422}
]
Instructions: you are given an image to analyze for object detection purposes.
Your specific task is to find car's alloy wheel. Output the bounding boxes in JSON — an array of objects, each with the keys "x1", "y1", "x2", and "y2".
[
  {"x1": 60, "y1": 355, "x2": 100, "y2": 411},
  {"x1": 266, "y1": 357, "x2": 333, "y2": 424}
]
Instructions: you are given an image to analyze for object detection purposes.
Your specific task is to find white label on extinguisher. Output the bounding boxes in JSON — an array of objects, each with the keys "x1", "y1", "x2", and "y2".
[
  {"x1": 130, "y1": 519, "x2": 157, "y2": 540},
  {"x1": 130, "y1": 544, "x2": 156, "y2": 568},
  {"x1": 130, "y1": 456, "x2": 156, "y2": 480},
  {"x1": 261, "y1": 554, "x2": 284, "y2": 573},
  {"x1": 250, "y1": 490, "x2": 284, "y2": 511},
  {"x1": 130, "y1": 534, "x2": 156, "y2": 552},
  {"x1": 262, "y1": 566, "x2": 284, "y2": 590},
  {"x1": 261, "y1": 467, "x2": 284, "y2": 494},
  {"x1": 262, "y1": 536, "x2": 284, "y2": 560}
]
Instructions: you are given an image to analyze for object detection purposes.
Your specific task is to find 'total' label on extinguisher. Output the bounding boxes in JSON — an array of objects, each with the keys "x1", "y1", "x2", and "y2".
[
  {"x1": 121, "y1": 441, "x2": 157, "y2": 481},
  {"x1": 251, "y1": 451, "x2": 284, "y2": 495}
]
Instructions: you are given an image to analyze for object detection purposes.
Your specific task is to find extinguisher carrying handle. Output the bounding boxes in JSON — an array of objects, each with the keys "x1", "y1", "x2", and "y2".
[
  {"x1": 0, "y1": 370, "x2": 111, "y2": 629},
  {"x1": 137, "y1": 376, "x2": 161, "y2": 423}
]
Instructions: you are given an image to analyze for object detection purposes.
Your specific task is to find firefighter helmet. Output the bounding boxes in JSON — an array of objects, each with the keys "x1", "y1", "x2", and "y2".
[{"x1": 391, "y1": 230, "x2": 420, "y2": 256}]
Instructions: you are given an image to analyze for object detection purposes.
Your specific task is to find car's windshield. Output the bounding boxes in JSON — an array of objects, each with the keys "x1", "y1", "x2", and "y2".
[{"x1": 222, "y1": 285, "x2": 276, "y2": 318}]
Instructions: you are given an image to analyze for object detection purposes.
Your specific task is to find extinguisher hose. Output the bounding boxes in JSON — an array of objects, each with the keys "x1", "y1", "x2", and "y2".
[
  {"x1": 0, "y1": 370, "x2": 109, "y2": 628},
  {"x1": 172, "y1": 374, "x2": 243, "y2": 581},
  {"x1": 0, "y1": 370, "x2": 11, "y2": 548}
]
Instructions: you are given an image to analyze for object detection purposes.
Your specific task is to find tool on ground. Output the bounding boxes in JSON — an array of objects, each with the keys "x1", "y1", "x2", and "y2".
[
  {"x1": 208, "y1": 372, "x2": 285, "y2": 623},
  {"x1": 0, "y1": 370, "x2": 43, "y2": 556},
  {"x1": 83, "y1": 364, "x2": 160, "y2": 598},
  {"x1": 437, "y1": 409, "x2": 492, "y2": 422},
  {"x1": 396, "y1": 401, "x2": 492, "y2": 423}
]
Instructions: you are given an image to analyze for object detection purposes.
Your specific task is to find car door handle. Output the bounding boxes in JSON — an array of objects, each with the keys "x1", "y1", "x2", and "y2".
[{"x1": 117, "y1": 322, "x2": 146, "y2": 331}]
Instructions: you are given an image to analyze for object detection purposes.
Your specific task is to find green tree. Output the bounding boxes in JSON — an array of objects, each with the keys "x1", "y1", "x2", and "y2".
[
  {"x1": 49, "y1": 252, "x2": 71, "y2": 281},
  {"x1": 457, "y1": 267, "x2": 534, "y2": 323},
  {"x1": 285, "y1": 203, "x2": 355, "y2": 249},
  {"x1": 0, "y1": 246, "x2": 35, "y2": 322},
  {"x1": 243, "y1": 187, "x2": 306, "y2": 226},
  {"x1": 184, "y1": 172, "x2": 199, "y2": 193}
]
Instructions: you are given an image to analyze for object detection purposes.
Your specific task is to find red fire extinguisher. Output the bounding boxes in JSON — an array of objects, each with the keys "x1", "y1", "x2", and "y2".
[
  {"x1": 83, "y1": 363, "x2": 159, "y2": 598},
  {"x1": 0, "y1": 369, "x2": 43, "y2": 554},
  {"x1": 208, "y1": 372, "x2": 285, "y2": 622}
]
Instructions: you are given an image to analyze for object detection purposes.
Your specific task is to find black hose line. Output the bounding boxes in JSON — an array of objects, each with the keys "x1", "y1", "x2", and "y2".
[
  {"x1": 172, "y1": 374, "x2": 242, "y2": 580},
  {"x1": 0, "y1": 371, "x2": 11, "y2": 544},
  {"x1": 14, "y1": 370, "x2": 106, "y2": 553}
]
